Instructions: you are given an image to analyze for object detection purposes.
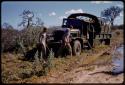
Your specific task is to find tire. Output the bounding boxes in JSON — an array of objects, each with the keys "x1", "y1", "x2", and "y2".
[
  {"x1": 73, "y1": 40, "x2": 81, "y2": 56},
  {"x1": 105, "y1": 39, "x2": 110, "y2": 45}
]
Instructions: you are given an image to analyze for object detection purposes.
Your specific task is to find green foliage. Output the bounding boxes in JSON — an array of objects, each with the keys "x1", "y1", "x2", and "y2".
[
  {"x1": 1, "y1": 28, "x2": 19, "y2": 52},
  {"x1": 101, "y1": 6, "x2": 123, "y2": 26},
  {"x1": 47, "y1": 49, "x2": 54, "y2": 70},
  {"x1": 19, "y1": 27, "x2": 42, "y2": 46},
  {"x1": 18, "y1": 40, "x2": 26, "y2": 56},
  {"x1": 35, "y1": 48, "x2": 55, "y2": 76},
  {"x1": 2, "y1": 71, "x2": 20, "y2": 83},
  {"x1": 18, "y1": 68, "x2": 33, "y2": 79}
]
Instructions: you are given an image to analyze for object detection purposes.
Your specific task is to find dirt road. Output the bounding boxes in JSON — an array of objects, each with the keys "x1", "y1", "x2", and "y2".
[{"x1": 50, "y1": 66, "x2": 123, "y2": 83}]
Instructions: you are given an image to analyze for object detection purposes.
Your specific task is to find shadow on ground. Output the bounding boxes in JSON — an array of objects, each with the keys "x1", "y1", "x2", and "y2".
[{"x1": 89, "y1": 71, "x2": 124, "y2": 76}]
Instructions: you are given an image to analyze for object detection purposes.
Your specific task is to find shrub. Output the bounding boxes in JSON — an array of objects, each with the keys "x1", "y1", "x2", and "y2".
[{"x1": 1, "y1": 28, "x2": 19, "y2": 52}]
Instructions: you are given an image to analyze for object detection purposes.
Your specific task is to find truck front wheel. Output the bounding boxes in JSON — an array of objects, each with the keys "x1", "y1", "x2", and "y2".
[{"x1": 73, "y1": 40, "x2": 81, "y2": 56}]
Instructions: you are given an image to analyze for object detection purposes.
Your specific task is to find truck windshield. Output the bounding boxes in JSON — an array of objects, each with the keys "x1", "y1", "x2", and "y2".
[
  {"x1": 62, "y1": 18, "x2": 83, "y2": 28},
  {"x1": 62, "y1": 19, "x2": 67, "y2": 26}
]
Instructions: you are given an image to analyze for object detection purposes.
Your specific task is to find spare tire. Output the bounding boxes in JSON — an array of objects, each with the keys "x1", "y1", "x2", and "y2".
[{"x1": 73, "y1": 40, "x2": 81, "y2": 56}]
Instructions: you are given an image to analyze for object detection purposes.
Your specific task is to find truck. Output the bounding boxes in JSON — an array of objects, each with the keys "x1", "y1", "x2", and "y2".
[{"x1": 47, "y1": 13, "x2": 112, "y2": 57}]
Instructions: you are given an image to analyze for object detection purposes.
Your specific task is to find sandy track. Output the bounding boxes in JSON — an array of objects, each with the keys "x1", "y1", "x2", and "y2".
[
  {"x1": 71, "y1": 66, "x2": 123, "y2": 83},
  {"x1": 45, "y1": 64, "x2": 123, "y2": 83}
]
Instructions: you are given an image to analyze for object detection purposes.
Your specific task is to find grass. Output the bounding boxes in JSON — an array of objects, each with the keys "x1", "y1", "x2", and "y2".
[
  {"x1": 1, "y1": 52, "x2": 47, "y2": 83},
  {"x1": 1, "y1": 29, "x2": 123, "y2": 83},
  {"x1": 0, "y1": 45, "x2": 118, "y2": 83}
]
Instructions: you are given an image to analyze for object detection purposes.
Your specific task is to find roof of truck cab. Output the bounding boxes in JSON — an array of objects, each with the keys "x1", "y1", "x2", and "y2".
[
  {"x1": 68, "y1": 13, "x2": 99, "y2": 23},
  {"x1": 68, "y1": 13, "x2": 97, "y2": 19}
]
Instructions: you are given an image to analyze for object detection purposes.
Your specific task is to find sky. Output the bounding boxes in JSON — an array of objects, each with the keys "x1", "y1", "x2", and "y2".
[{"x1": 1, "y1": 1, "x2": 124, "y2": 30}]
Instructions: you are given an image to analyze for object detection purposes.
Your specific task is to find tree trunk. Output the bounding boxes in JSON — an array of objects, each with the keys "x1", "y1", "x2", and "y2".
[
  {"x1": 27, "y1": 19, "x2": 30, "y2": 28},
  {"x1": 111, "y1": 18, "x2": 114, "y2": 26}
]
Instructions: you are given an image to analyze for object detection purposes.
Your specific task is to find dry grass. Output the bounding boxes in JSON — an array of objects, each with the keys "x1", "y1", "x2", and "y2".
[
  {"x1": 1, "y1": 29, "x2": 123, "y2": 83},
  {"x1": 1, "y1": 53, "x2": 47, "y2": 83}
]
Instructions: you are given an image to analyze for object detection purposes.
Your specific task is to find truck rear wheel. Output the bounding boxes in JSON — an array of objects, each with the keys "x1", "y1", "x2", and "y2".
[{"x1": 73, "y1": 40, "x2": 81, "y2": 56}]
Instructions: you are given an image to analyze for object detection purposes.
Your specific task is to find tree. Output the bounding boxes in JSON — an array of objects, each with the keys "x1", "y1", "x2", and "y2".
[
  {"x1": 19, "y1": 10, "x2": 44, "y2": 28},
  {"x1": 36, "y1": 17, "x2": 44, "y2": 27},
  {"x1": 2, "y1": 22, "x2": 14, "y2": 29},
  {"x1": 18, "y1": 10, "x2": 34, "y2": 28},
  {"x1": 101, "y1": 6, "x2": 123, "y2": 26}
]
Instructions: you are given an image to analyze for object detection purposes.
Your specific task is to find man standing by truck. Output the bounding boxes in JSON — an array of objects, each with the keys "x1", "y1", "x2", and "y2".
[
  {"x1": 57, "y1": 27, "x2": 72, "y2": 57},
  {"x1": 63, "y1": 28, "x2": 72, "y2": 56},
  {"x1": 37, "y1": 27, "x2": 48, "y2": 62}
]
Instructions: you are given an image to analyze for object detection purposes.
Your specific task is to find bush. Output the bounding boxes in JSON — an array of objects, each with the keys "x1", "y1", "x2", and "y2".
[
  {"x1": 1, "y1": 26, "x2": 56, "y2": 53},
  {"x1": 1, "y1": 27, "x2": 43, "y2": 53},
  {"x1": 1, "y1": 28, "x2": 19, "y2": 52}
]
